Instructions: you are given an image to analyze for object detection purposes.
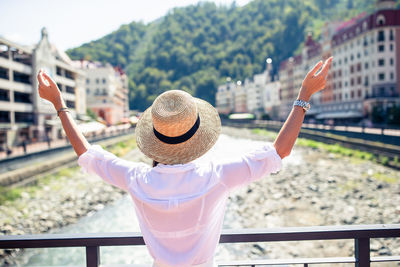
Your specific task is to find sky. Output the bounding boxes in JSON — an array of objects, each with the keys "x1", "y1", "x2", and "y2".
[{"x1": 0, "y1": 0, "x2": 251, "y2": 51}]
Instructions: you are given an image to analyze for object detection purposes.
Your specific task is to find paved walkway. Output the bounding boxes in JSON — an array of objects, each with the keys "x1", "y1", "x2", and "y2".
[{"x1": 0, "y1": 138, "x2": 69, "y2": 160}]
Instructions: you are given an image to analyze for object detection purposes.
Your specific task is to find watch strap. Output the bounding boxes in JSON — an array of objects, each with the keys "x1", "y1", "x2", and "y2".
[{"x1": 293, "y1": 99, "x2": 311, "y2": 112}]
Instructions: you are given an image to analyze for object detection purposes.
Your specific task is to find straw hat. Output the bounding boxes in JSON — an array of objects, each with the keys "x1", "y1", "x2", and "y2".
[{"x1": 136, "y1": 90, "x2": 221, "y2": 165}]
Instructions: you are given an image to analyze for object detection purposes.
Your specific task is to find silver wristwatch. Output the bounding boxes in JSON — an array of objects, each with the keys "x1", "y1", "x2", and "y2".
[{"x1": 293, "y1": 99, "x2": 311, "y2": 112}]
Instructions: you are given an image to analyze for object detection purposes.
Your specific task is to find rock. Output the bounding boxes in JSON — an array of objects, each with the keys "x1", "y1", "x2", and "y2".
[
  {"x1": 378, "y1": 247, "x2": 391, "y2": 256},
  {"x1": 308, "y1": 184, "x2": 319, "y2": 192}
]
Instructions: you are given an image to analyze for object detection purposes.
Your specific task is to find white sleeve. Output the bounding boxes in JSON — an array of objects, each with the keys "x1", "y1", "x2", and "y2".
[
  {"x1": 77, "y1": 145, "x2": 148, "y2": 191},
  {"x1": 215, "y1": 144, "x2": 282, "y2": 191}
]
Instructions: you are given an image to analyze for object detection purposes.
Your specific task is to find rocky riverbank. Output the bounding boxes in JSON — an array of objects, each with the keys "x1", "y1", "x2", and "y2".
[
  {"x1": 218, "y1": 127, "x2": 400, "y2": 263},
  {"x1": 1, "y1": 126, "x2": 399, "y2": 265}
]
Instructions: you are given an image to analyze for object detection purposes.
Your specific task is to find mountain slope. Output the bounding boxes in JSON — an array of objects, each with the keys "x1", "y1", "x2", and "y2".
[{"x1": 67, "y1": 0, "x2": 399, "y2": 111}]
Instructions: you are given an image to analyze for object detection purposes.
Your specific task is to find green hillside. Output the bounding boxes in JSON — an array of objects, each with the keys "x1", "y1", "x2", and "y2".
[{"x1": 67, "y1": 0, "x2": 400, "y2": 111}]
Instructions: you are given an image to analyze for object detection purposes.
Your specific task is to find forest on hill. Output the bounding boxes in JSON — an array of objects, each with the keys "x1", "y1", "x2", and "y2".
[{"x1": 67, "y1": 0, "x2": 400, "y2": 111}]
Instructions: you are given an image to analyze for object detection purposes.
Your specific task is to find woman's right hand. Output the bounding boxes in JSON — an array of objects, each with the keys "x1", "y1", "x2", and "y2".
[{"x1": 37, "y1": 69, "x2": 64, "y2": 110}]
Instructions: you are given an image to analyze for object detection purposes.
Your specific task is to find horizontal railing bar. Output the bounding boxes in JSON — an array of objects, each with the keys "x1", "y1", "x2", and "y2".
[
  {"x1": 219, "y1": 224, "x2": 400, "y2": 243},
  {"x1": 0, "y1": 232, "x2": 145, "y2": 248},
  {"x1": 371, "y1": 256, "x2": 400, "y2": 262},
  {"x1": 217, "y1": 256, "x2": 356, "y2": 266},
  {"x1": 0, "y1": 224, "x2": 399, "y2": 249}
]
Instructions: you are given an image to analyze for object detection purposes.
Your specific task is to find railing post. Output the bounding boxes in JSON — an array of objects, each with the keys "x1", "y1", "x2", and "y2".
[
  {"x1": 355, "y1": 238, "x2": 370, "y2": 267},
  {"x1": 86, "y1": 246, "x2": 100, "y2": 267}
]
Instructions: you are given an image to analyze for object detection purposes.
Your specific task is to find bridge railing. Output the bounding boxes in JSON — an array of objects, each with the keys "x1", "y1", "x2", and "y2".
[{"x1": 1, "y1": 224, "x2": 399, "y2": 267}]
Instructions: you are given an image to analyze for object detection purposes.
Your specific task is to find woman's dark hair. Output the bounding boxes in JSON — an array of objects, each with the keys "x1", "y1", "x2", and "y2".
[{"x1": 153, "y1": 160, "x2": 159, "y2": 167}]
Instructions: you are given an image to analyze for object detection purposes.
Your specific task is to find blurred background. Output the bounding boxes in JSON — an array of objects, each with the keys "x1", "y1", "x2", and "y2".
[{"x1": 0, "y1": 0, "x2": 400, "y2": 265}]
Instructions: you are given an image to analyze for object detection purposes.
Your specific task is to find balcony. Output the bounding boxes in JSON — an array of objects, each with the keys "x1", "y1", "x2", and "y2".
[{"x1": 1, "y1": 224, "x2": 399, "y2": 267}]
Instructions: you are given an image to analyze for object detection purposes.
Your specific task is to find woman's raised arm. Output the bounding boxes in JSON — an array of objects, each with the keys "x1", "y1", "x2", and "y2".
[
  {"x1": 273, "y1": 57, "x2": 332, "y2": 159},
  {"x1": 37, "y1": 70, "x2": 90, "y2": 156}
]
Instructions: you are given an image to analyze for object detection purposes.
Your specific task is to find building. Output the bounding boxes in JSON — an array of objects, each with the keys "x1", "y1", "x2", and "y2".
[
  {"x1": 216, "y1": 61, "x2": 282, "y2": 118},
  {"x1": 279, "y1": 0, "x2": 400, "y2": 123},
  {"x1": 263, "y1": 79, "x2": 281, "y2": 120},
  {"x1": 246, "y1": 65, "x2": 272, "y2": 117},
  {"x1": 278, "y1": 55, "x2": 304, "y2": 119},
  {"x1": 216, "y1": 80, "x2": 248, "y2": 115},
  {"x1": 0, "y1": 28, "x2": 86, "y2": 148},
  {"x1": 233, "y1": 81, "x2": 247, "y2": 113},
  {"x1": 329, "y1": 0, "x2": 400, "y2": 122},
  {"x1": 76, "y1": 61, "x2": 129, "y2": 125},
  {"x1": 216, "y1": 81, "x2": 235, "y2": 115}
]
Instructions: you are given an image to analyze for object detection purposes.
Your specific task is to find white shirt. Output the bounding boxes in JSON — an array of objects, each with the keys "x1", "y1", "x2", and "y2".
[{"x1": 78, "y1": 143, "x2": 282, "y2": 267}]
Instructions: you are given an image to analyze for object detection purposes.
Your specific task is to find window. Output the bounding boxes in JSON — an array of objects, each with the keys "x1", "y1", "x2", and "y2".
[
  {"x1": 0, "y1": 88, "x2": 9, "y2": 101},
  {"x1": 364, "y1": 76, "x2": 369, "y2": 86},
  {"x1": 365, "y1": 62, "x2": 369, "y2": 69},
  {"x1": 391, "y1": 72, "x2": 394, "y2": 80},
  {"x1": 56, "y1": 66, "x2": 62, "y2": 76},
  {"x1": 377, "y1": 15, "x2": 385, "y2": 26},
  {"x1": 350, "y1": 54, "x2": 354, "y2": 61},
  {"x1": 0, "y1": 111, "x2": 10, "y2": 123},
  {"x1": 378, "y1": 59, "x2": 385, "y2": 66},
  {"x1": 357, "y1": 52, "x2": 361, "y2": 59},
  {"x1": 86, "y1": 78, "x2": 90, "y2": 84},
  {"x1": 390, "y1": 58, "x2": 394, "y2": 65},
  {"x1": 86, "y1": 88, "x2": 90, "y2": 94},
  {"x1": 14, "y1": 92, "x2": 31, "y2": 103},
  {"x1": 357, "y1": 63, "x2": 361, "y2": 71},
  {"x1": 15, "y1": 112, "x2": 33, "y2": 123},
  {"x1": 0, "y1": 67, "x2": 9, "y2": 80},
  {"x1": 378, "y1": 45, "x2": 384, "y2": 52},
  {"x1": 66, "y1": 86, "x2": 75, "y2": 94},
  {"x1": 350, "y1": 65, "x2": 354, "y2": 73},
  {"x1": 363, "y1": 21, "x2": 368, "y2": 31},
  {"x1": 102, "y1": 78, "x2": 106, "y2": 84},
  {"x1": 66, "y1": 100, "x2": 75, "y2": 109},
  {"x1": 378, "y1": 30, "x2": 385, "y2": 42},
  {"x1": 357, "y1": 76, "x2": 361, "y2": 85},
  {"x1": 358, "y1": 89, "x2": 362, "y2": 98},
  {"x1": 351, "y1": 78, "x2": 354, "y2": 86},
  {"x1": 379, "y1": 73, "x2": 385, "y2": 81},
  {"x1": 13, "y1": 71, "x2": 30, "y2": 84},
  {"x1": 390, "y1": 44, "x2": 393, "y2": 51},
  {"x1": 96, "y1": 78, "x2": 99, "y2": 84},
  {"x1": 345, "y1": 57, "x2": 348, "y2": 63},
  {"x1": 390, "y1": 29, "x2": 394, "y2": 41}
]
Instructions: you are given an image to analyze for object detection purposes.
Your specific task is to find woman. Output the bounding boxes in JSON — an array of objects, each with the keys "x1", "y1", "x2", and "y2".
[{"x1": 37, "y1": 57, "x2": 332, "y2": 267}]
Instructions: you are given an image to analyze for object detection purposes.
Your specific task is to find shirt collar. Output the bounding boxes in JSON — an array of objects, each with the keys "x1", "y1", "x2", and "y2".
[{"x1": 152, "y1": 162, "x2": 197, "y2": 173}]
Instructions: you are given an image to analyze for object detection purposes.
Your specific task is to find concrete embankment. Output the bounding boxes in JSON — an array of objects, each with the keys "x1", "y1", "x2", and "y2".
[
  {"x1": 0, "y1": 133, "x2": 136, "y2": 187},
  {"x1": 1, "y1": 127, "x2": 399, "y2": 265}
]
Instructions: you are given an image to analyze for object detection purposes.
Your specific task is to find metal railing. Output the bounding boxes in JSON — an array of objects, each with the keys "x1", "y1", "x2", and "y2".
[{"x1": 1, "y1": 224, "x2": 399, "y2": 267}]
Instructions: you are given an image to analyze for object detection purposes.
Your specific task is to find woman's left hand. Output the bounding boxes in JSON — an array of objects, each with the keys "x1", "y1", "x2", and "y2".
[{"x1": 298, "y1": 57, "x2": 333, "y2": 101}]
